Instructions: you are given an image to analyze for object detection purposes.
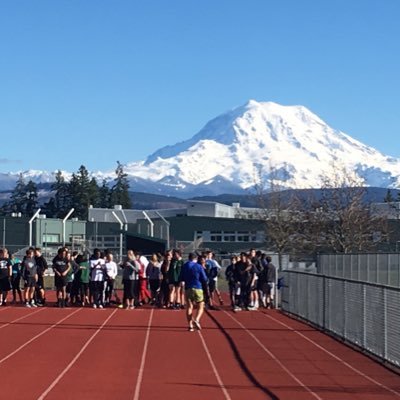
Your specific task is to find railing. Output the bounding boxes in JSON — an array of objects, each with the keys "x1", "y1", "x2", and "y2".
[
  {"x1": 281, "y1": 270, "x2": 400, "y2": 368},
  {"x1": 318, "y1": 253, "x2": 400, "y2": 287}
]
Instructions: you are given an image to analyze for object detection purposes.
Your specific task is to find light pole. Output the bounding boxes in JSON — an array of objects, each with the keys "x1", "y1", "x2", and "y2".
[
  {"x1": 62, "y1": 208, "x2": 75, "y2": 246},
  {"x1": 29, "y1": 209, "x2": 41, "y2": 247},
  {"x1": 111, "y1": 211, "x2": 124, "y2": 262}
]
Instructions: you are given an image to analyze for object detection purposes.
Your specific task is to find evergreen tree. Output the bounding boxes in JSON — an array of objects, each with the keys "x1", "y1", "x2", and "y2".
[
  {"x1": 25, "y1": 180, "x2": 39, "y2": 216},
  {"x1": 98, "y1": 179, "x2": 111, "y2": 208},
  {"x1": 44, "y1": 170, "x2": 70, "y2": 218},
  {"x1": 8, "y1": 174, "x2": 27, "y2": 214},
  {"x1": 110, "y1": 161, "x2": 131, "y2": 208},
  {"x1": 88, "y1": 177, "x2": 100, "y2": 208},
  {"x1": 384, "y1": 189, "x2": 394, "y2": 203}
]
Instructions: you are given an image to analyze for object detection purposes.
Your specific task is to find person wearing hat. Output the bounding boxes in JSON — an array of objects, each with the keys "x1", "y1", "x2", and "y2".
[{"x1": 179, "y1": 253, "x2": 208, "y2": 332}]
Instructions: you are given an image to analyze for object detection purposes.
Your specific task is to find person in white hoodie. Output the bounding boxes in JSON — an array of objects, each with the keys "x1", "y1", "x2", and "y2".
[
  {"x1": 104, "y1": 253, "x2": 118, "y2": 306},
  {"x1": 89, "y1": 249, "x2": 106, "y2": 309}
]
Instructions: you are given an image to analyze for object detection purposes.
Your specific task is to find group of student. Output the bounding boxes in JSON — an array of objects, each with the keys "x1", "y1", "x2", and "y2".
[
  {"x1": 0, "y1": 246, "x2": 276, "y2": 313},
  {"x1": 0, "y1": 247, "x2": 48, "y2": 307},
  {"x1": 225, "y1": 249, "x2": 277, "y2": 311}
]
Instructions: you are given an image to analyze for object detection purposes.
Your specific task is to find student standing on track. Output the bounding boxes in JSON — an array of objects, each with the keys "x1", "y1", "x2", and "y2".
[
  {"x1": 104, "y1": 253, "x2": 118, "y2": 306},
  {"x1": 205, "y1": 251, "x2": 224, "y2": 307},
  {"x1": 52, "y1": 247, "x2": 71, "y2": 308},
  {"x1": 120, "y1": 250, "x2": 140, "y2": 309},
  {"x1": 78, "y1": 254, "x2": 90, "y2": 306},
  {"x1": 264, "y1": 256, "x2": 277, "y2": 309},
  {"x1": 10, "y1": 253, "x2": 23, "y2": 304},
  {"x1": 22, "y1": 248, "x2": 38, "y2": 307},
  {"x1": 0, "y1": 248, "x2": 12, "y2": 306},
  {"x1": 225, "y1": 255, "x2": 240, "y2": 311},
  {"x1": 179, "y1": 252, "x2": 208, "y2": 332},
  {"x1": 168, "y1": 250, "x2": 184, "y2": 309},
  {"x1": 34, "y1": 248, "x2": 48, "y2": 306},
  {"x1": 146, "y1": 253, "x2": 162, "y2": 306},
  {"x1": 89, "y1": 248, "x2": 106, "y2": 309},
  {"x1": 160, "y1": 250, "x2": 172, "y2": 308}
]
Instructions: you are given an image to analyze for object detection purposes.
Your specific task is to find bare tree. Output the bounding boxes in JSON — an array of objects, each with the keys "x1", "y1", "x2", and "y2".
[
  {"x1": 316, "y1": 165, "x2": 388, "y2": 253},
  {"x1": 252, "y1": 163, "x2": 302, "y2": 268}
]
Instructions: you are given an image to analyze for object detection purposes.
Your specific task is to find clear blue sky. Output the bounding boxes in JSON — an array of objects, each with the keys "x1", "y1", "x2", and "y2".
[{"x1": 1, "y1": 0, "x2": 399, "y2": 174}]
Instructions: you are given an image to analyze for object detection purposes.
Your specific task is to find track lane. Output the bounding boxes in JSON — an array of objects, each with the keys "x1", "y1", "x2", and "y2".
[
  {"x1": 40, "y1": 308, "x2": 153, "y2": 400},
  {"x1": 217, "y1": 308, "x2": 400, "y2": 400},
  {"x1": 138, "y1": 309, "x2": 231, "y2": 400}
]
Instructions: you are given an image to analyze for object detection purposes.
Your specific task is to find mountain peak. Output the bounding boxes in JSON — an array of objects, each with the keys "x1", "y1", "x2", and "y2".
[{"x1": 2, "y1": 101, "x2": 400, "y2": 197}]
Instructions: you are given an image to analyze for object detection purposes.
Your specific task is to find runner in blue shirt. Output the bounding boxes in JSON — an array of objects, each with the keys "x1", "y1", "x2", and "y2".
[{"x1": 179, "y1": 253, "x2": 208, "y2": 332}]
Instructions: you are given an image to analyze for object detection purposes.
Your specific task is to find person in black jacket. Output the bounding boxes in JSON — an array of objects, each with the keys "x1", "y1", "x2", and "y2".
[{"x1": 34, "y1": 248, "x2": 48, "y2": 306}]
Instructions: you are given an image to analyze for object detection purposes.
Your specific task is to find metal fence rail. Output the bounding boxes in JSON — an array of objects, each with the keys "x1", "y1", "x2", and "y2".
[
  {"x1": 318, "y1": 253, "x2": 400, "y2": 287},
  {"x1": 281, "y1": 270, "x2": 400, "y2": 368}
]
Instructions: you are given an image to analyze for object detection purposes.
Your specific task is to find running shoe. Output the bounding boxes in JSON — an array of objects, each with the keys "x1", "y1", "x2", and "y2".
[
  {"x1": 93, "y1": 304, "x2": 97, "y2": 309},
  {"x1": 193, "y1": 319, "x2": 201, "y2": 330},
  {"x1": 188, "y1": 326, "x2": 194, "y2": 332}
]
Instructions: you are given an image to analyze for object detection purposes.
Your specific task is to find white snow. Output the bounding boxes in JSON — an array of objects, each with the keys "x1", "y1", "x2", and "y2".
[{"x1": 2, "y1": 100, "x2": 400, "y2": 195}]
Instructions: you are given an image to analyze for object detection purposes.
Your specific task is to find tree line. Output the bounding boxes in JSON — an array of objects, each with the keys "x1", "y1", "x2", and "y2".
[
  {"x1": 0, "y1": 162, "x2": 132, "y2": 220},
  {"x1": 254, "y1": 164, "x2": 398, "y2": 264}
]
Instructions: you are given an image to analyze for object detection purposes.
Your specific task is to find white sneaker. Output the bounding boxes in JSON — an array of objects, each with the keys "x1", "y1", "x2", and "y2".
[
  {"x1": 93, "y1": 304, "x2": 97, "y2": 309},
  {"x1": 193, "y1": 319, "x2": 201, "y2": 330},
  {"x1": 25, "y1": 302, "x2": 31, "y2": 308},
  {"x1": 98, "y1": 305, "x2": 103, "y2": 309}
]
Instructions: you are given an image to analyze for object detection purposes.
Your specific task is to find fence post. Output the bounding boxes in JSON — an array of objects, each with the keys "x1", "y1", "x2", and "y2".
[
  {"x1": 383, "y1": 288, "x2": 388, "y2": 361},
  {"x1": 363, "y1": 284, "x2": 367, "y2": 348},
  {"x1": 343, "y1": 280, "x2": 347, "y2": 338}
]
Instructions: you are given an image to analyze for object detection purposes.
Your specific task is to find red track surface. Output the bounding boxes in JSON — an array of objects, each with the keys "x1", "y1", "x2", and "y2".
[{"x1": 0, "y1": 298, "x2": 399, "y2": 400}]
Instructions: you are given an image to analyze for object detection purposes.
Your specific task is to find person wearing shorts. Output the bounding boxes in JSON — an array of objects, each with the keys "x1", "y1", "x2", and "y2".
[
  {"x1": 77, "y1": 254, "x2": 90, "y2": 306},
  {"x1": 179, "y1": 253, "x2": 208, "y2": 332},
  {"x1": 34, "y1": 248, "x2": 48, "y2": 306},
  {"x1": 0, "y1": 248, "x2": 12, "y2": 306},
  {"x1": 52, "y1": 247, "x2": 71, "y2": 308},
  {"x1": 10, "y1": 254, "x2": 23, "y2": 304},
  {"x1": 22, "y1": 249, "x2": 38, "y2": 307}
]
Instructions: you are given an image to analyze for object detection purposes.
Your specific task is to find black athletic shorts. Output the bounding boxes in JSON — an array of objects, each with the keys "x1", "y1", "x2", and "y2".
[
  {"x1": 0, "y1": 277, "x2": 11, "y2": 291},
  {"x1": 36, "y1": 275, "x2": 44, "y2": 289},
  {"x1": 24, "y1": 277, "x2": 36, "y2": 288},
  {"x1": 55, "y1": 276, "x2": 67, "y2": 289}
]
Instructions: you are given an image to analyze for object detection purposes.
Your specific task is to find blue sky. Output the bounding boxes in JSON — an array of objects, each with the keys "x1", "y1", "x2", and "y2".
[{"x1": 1, "y1": 0, "x2": 399, "y2": 174}]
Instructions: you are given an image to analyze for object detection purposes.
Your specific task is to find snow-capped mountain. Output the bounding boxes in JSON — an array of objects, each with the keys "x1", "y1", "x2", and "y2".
[{"x1": 2, "y1": 100, "x2": 400, "y2": 196}]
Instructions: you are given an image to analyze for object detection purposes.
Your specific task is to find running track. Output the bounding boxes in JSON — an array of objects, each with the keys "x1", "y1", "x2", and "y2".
[{"x1": 0, "y1": 303, "x2": 399, "y2": 399}]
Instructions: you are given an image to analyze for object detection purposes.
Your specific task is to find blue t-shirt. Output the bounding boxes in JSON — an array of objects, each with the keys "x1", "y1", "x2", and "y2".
[{"x1": 180, "y1": 261, "x2": 208, "y2": 289}]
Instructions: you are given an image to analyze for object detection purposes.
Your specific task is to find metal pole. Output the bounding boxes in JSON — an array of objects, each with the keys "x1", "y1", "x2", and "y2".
[
  {"x1": 2, "y1": 218, "x2": 5, "y2": 248},
  {"x1": 29, "y1": 209, "x2": 41, "y2": 247},
  {"x1": 111, "y1": 211, "x2": 123, "y2": 262},
  {"x1": 62, "y1": 208, "x2": 75, "y2": 247},
  {"x1": 119, "y1": 208, "x2": 129, "y2": 231},
  {"x1": 155, "y1": 211, "x2": 170, "y2": 249},
  {"x1": 142, "y1": 211, "x2": 154, "y2": 237}
]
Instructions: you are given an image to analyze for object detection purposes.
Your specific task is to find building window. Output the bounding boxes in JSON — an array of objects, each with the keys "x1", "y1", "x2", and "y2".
[
  {"x1": 195, "y1": 230, "x2": 262, "y2": 243},
  {"x1": 43, "y1": 234, "x2": 60, "y2": 243}
]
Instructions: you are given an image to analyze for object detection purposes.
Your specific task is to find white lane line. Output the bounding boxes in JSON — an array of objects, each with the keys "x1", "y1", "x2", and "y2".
[
  {"x1": 198, "y1": 330, "x2": 232, "y2": 400},
  {"x1": 38, "y1": 308, "x2": 117, "y2": 400},
  {"x1": 133, "y1": 308, "x2": 154, "y2": 400},
  {"x1": 0, "y1": 308, "x2": 44, "y2": 330},
  {"x1": 224, "y1": 311, "x2": 323, "y2": 400},
  {"x1": 263, "y1": 312, "x2": 400, "y2": 398},
  {"x1": 0, "y1": 308, "x2": 81, "y2": 365}
]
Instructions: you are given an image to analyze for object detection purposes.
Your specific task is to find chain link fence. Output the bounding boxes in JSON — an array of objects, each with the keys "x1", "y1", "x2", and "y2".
[
  {"x1": 281, "y1": 270, "x2": 400, "y2": 368},
  {"x1": 318, "y1": 253, "x2": 400, "y2": 287}
]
